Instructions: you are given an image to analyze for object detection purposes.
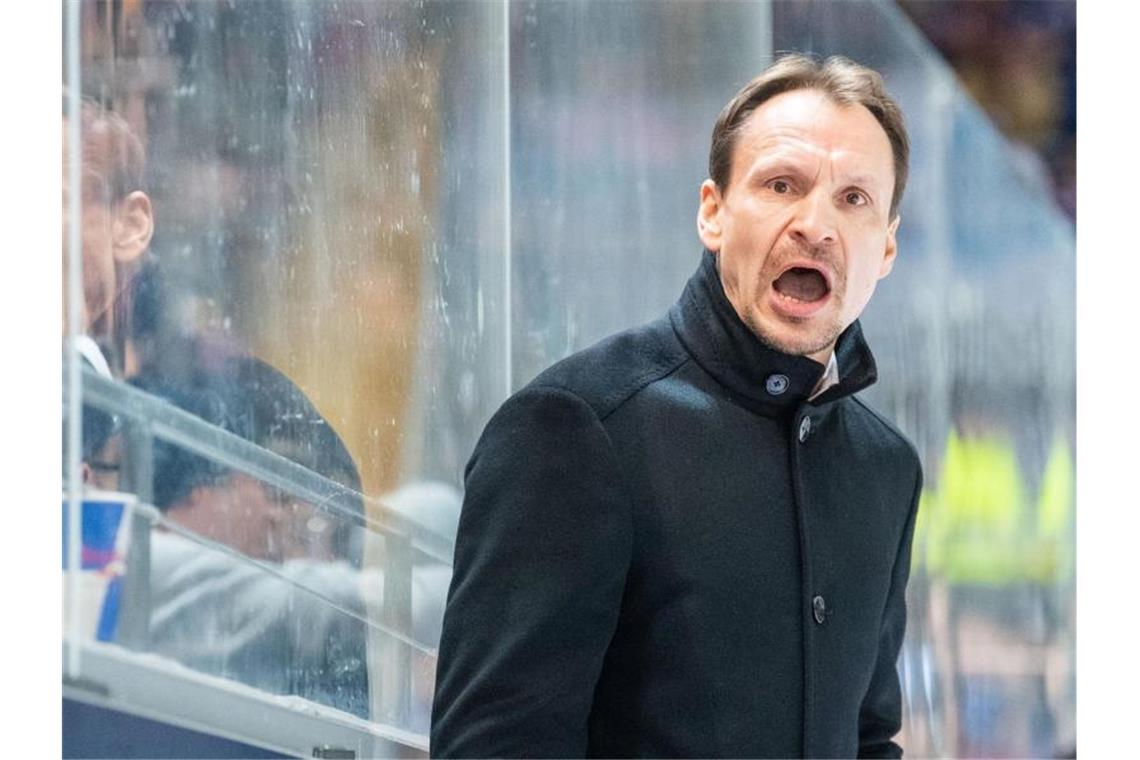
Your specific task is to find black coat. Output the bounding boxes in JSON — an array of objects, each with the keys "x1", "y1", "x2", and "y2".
[{"x1": 432, "y1": 251, "x2": 922, "y2": 758}]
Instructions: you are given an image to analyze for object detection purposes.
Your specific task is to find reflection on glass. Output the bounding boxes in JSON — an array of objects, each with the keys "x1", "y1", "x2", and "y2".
[
  {"x1": 63, "y1": 0, "x2": 495, "y2": 741},
  {"x1": 771, "y1": 2, "x2": 1075, "y2": 756},
  {"x1": 62, "y1": 93, "x2": 154, "y2": 379},
  {"x1": 130, "y1": 354, "x2": 367, "y2": 567},
  {"x1": 148, "y1": 522, "x2": 372, "y2": 718}
]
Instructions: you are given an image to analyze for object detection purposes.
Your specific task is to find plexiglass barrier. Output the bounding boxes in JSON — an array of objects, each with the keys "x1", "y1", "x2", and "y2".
[
  {"x1": 771, "y1": 3, "x2": 1075, "y2": 756},
  {"x1": 67, "y1": 368, "x2": 450, "y2": 739},
  {"x1": 64, "y1": 1, "x2": 1074, "y2": 756}
]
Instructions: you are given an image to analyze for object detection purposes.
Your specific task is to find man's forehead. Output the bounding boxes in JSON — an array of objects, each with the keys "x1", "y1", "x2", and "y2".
[{"x1": 734, "y1": 89, "x2": 893, "y2": 176}]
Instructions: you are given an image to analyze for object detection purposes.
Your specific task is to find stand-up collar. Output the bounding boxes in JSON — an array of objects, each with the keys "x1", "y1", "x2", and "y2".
[{"x1": 668, "y1": 250, "x2": 878, "y2": 417}]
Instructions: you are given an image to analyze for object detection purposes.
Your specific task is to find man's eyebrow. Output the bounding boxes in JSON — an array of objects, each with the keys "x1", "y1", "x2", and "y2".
[
  {"x1": 743, "y1": 157, "x2": 811, "y2": 179},
  {"x1": 841, "y1": 174, "x2": 881, "y2": 189}
]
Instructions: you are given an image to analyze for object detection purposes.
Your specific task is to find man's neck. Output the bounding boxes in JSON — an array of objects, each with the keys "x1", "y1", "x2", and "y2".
[{"x1": 807, "y1": 342, "x2": 835, "y2": 366}]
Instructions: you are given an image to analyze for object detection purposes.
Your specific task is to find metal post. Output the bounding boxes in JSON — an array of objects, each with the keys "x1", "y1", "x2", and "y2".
[
  {"x1": 116, "y1": 420, "x2": 154, "y2": 650},
  {"x1": 64, "y1": 0, "x2": 84, "y2": 681},
  {"x1": 377, "y1": 532, "x2": 414, "y2": 728}
]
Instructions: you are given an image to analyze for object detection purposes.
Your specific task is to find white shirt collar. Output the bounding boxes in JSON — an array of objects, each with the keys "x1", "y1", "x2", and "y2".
[
  {"x1": 808, "y1": 351, "x2": 838, "y2": 400},
  {"x1": 72, "y1": 335, "x2": 113, "y2": 379}
]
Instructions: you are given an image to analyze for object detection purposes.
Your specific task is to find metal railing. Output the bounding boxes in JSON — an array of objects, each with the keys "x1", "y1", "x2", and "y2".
[
  {"x1": 70, "y1": 365, "x2": 453, "y2": 735},
  {"x1": 78, "y1": 368, "x2": 455, "y2": 563}
]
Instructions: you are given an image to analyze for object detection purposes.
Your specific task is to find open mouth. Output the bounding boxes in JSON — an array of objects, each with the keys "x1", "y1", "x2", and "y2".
[{"x1": 772, "y1": 266, "x2": 831, "y2": 304}]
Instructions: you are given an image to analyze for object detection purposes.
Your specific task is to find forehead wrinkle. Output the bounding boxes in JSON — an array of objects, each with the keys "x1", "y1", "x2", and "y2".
[{"x1": 739, "y1": 134, "x2": 881, "y2": 188}]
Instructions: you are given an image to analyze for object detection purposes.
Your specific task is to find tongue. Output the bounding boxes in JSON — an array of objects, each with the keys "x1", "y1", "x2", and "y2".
[{"x1": 774, "y1": 268, "x2": 828, "y2": 302}]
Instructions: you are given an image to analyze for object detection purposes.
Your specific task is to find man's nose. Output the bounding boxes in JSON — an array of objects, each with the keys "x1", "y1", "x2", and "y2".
[{"x1": 788, "y1": 189, "x2": 837, "y2": 250}]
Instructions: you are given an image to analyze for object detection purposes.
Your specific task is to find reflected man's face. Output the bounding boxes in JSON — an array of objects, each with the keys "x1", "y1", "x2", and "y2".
[
  {"x1": 169, "y1": 473, "x2": 289, "y2": 562},
  {"x1": 62, "y1": 119, "x2": 115, "y2": 336},
  {"x1": 697, "y1": 89, "x2": 900, "y2": 363},
  {"x1": 166, "y1": 474, "x2": 340, "y2": 563},
  {"x1": 61, "y1": 116, "x2": 153, "y2": 342}
]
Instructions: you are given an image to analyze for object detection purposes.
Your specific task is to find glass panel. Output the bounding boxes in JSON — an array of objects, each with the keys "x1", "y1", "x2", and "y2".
[
  {"x1": 62, "y1": 6, "x2": 89, "y2": 682},
  {"x1": 509, "y1": 0, "x2": 773, "y2": 384},
  {"x1": 145, "y1": 509, "x2": 446, "y2": 732},
  {"x1": 772, "y1": 2, "x2": 1076, "y2": 757},
  {"x1": 146, "y1": 519, "x2": 381, "y2": 723},
  {"x1": 62, "y1": 369, "x2": 451, "y2": 734},
  {"x1": 63, "y1": 0, "x2": 506, "y2": 742}
]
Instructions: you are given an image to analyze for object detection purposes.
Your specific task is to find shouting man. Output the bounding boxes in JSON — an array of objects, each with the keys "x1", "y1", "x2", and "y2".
[{"x1": 432, "y1": 54, "x2": 923, "y2": 758}]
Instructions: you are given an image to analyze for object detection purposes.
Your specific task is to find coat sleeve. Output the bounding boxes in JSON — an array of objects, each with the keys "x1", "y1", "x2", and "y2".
[
  {"x1": 430, "y1": 386, "x2": 633, "y2": 758},
  {"x1": 858, "y1": 463, "x2": 923, "y2": 759}
]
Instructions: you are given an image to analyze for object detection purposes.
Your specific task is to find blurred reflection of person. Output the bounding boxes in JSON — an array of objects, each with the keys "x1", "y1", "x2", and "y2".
[
  {"x1": 131, "y1": 355, "x2": 372, "y2": 717},
  {"x1": 62, "y1": 93, "x2": 153, "y2": 494},
  {"x1": 76, "y1": 408, "x2": 122, "y2": 493},
  {"x1": 133, "y1": 352, "x2": 367, "y2": 566},
  {"x1": 1035, "y1": 434, "x2": 1075, "y2": 757},
  {"x1": 133, "y1": 354, "x2": 453, "y2": 724},
  {"x1": 924, "y1": 406, "x2": 1062, "y2": 758},
  {"x1": 433, "y1": 54, "x2": 922, "y2": 757},
  {"x1": 62, "y1": 92, "x2": 153, "y2": 378}
]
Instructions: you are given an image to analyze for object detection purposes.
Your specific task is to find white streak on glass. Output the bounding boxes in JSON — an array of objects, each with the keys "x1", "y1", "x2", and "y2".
[
  {"x1": 65, "y1": 0, "x2": 83, "y2": 681},
  {"x1": 503, "y1": 0, "x2": 513, "y2": 395}
]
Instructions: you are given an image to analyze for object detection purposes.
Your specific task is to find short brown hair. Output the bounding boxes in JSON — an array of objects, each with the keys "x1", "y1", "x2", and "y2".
[
  {"x1": 709, "y1": 53, "x2": 909, "y2": 219},
  {"x1": 64, "y1": 91, "x2": 147, "y2": 203}
]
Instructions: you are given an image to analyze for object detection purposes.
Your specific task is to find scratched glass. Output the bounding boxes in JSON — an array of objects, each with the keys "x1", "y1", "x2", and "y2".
[
  {"x1": 772, "y1": 2, "x2": 1076, "y2": 756},
  {"x1": 63, "y1": 0, "x2": 500, "y2": 744}
]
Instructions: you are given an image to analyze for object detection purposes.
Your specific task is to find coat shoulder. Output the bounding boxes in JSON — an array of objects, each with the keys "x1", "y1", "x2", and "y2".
[
  {"x1": 524, "y1": 316, "x2": 690, "y2": 421},
  {"x1": 845, "y1": 395, "x2": 923, "y2": 483}
]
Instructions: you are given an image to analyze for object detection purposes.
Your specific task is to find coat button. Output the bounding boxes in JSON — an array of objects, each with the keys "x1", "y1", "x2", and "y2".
[
  {"x1": 798, "y1": 416, "x2": 812, "y2": 443},
  {"x1": 812, "y1": 595, "x2": 826, "y2": 624},
  {"x1": 765, "y1": 374, "x2": 789, "y2": 395}
]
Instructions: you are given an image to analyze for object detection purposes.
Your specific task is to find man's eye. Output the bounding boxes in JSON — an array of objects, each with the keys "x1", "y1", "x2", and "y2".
[
  {"x1": 770, "y1": 180, "x2": 791, "y2": 194},
  {"x1": 845, "y1": 191, "x2": 868, "y2": 206}
]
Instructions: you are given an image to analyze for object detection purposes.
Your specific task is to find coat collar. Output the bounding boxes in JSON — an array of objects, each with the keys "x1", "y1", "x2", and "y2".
[{"x1": 668, "y1": 250, "x2": 878, "y2": 417}]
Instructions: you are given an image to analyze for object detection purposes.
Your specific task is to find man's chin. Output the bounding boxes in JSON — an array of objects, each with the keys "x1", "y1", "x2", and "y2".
[{"x1": 744, "y1": 312, "x2": 837, "y2": 360}]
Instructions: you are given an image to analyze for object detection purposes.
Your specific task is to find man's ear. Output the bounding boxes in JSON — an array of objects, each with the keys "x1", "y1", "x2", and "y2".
[
  {"x1": 697, "y1": 179, "x2": 724, "y2": 252},
  {"x1": 878, "y1": 215, "x2": 900, "y2": 279},
  {"x1": 112, "y1": 190, "x2": 154, "y2": 264}
]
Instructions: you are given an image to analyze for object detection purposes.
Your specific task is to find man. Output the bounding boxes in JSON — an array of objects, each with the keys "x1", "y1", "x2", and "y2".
[
  {"x1": 62, "y1": 94, "x2": 154, "y2": 490},
  {"x1": 131, "y1": 352, "x2": 368, "y2": 566},
  {"x1": 136, "y1": 353, "x2": 455, "y2": 727},
  {"x1": 63, "y1": 93, "x2": 154, "y2": 378},
  {"x1": 431, "y1": 53, "x2": 922, "y2": 758},
  {"x1": 131, "y1": 354, "x2": 372, "y2": 718}
]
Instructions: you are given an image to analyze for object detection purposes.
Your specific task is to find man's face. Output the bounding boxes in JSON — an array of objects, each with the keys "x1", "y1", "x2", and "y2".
[
  {"x1": 168, "y1": 473, "x2": 343, "y2": 563},
  {"x1": 63, "y1": 156, "x2": 112, "y2": 334},
  {"x1": 82, "y1": 433, "x2": 122, "y2": 492},
  {"x1": 61, "y1": 116, "x2": 152, "y2": 340},
  {"x1": 171, "y1": 473, "x2": 289, "y2": 562},
  {"x1": 697, "y1": 88, "x2": 900, "y2": 363},
  {"x1": 63, "y1": 118, "x2": 112, "y2": 334}
]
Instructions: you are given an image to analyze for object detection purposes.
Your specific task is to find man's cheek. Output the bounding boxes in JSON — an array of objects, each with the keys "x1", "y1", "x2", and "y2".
[{"x1": 750, "y1": 259, "x2": 773, "y2": 293}]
